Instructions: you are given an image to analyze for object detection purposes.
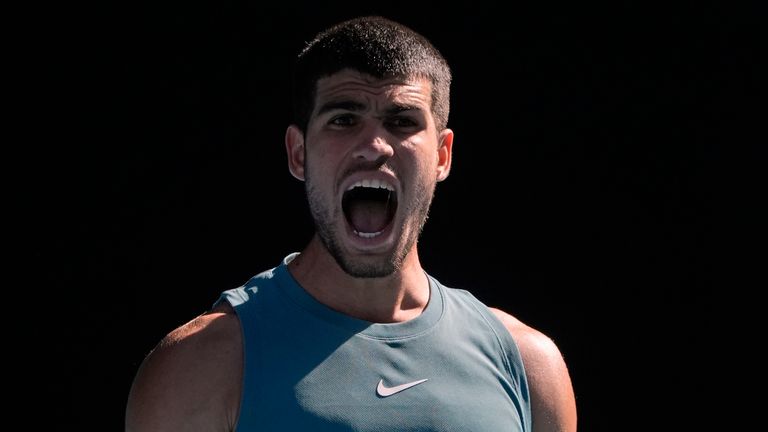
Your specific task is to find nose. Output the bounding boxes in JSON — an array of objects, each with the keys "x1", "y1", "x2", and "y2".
[{"x1": 352, "y1": 125, "x2": 395, "y2": 164}]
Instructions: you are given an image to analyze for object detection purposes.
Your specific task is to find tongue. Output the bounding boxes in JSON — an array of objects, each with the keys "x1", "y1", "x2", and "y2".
[{"x1": 348, "y1": 199, "x2": 389, "y2": 233}]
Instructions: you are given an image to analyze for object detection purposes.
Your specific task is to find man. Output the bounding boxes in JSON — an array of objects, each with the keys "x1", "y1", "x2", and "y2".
[{"x1": 126, "y1": 16, "x2": 576, "y2": 431}]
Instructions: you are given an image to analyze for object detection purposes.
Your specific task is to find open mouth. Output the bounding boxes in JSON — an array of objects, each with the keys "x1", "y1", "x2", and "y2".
[{"x1": 342, "y1": 180, "x2": 398, "y2": 238}]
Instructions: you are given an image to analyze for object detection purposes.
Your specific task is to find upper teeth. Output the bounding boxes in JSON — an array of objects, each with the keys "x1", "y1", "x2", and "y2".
[{"x1": 347, "y1": 179, "x2": 394, "y2": 191}]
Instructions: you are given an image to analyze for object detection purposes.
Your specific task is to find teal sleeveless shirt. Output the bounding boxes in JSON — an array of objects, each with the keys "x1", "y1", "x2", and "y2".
[{"x1": 215, "y1": 254, "x2": 531, "y2": 431}]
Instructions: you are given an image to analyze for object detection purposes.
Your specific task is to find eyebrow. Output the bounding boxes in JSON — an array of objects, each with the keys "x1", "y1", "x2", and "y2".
[
  {"x1": 384, "y1": 103, "x2": 423, "y2": 116},
  {"x1": 316, "y1": 100, "x2": 425, "y2": 116},
  {"x1": 316, "y1": 100, "x2": 366, "y2": 116}
]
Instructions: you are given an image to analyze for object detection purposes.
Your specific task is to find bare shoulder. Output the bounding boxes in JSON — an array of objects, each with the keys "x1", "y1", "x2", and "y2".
[
  {"x1": 126, "y1": 302, "x2": 242, "y2": 432},
  {"x1": 489, "y1": 308, "x2": 577, "y2": 432}
]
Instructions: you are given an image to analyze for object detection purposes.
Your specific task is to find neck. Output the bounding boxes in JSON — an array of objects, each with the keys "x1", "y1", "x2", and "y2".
[{"x1": 287, "y1": 235, "x2": 429, "y2": 323}]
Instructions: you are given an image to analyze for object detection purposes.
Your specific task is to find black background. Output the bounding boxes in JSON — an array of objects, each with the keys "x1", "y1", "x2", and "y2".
[{"x1": 35, "y1": 1, "x2": 724, "y2": 430}]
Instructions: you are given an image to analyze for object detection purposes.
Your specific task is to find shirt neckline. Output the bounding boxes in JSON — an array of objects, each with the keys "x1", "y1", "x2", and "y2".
[{"x1": 274, "y1": 253, "x2": 444, "y2": 340}]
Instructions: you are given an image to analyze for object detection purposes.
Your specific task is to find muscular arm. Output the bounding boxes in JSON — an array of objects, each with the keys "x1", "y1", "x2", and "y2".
[
  {"x1": 490, "y1": 308, "x2": 577, "y2": 432},
  {"x1": 125, "y1": 303, "x2": 243, "y2": 432}
]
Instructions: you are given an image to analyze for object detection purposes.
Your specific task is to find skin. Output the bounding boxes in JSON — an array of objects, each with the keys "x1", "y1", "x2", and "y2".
[
  {"x1": 284, "y1": 70, "x2": 452, "y2": 323},
  {"x1": 126, "y1": 69, "x2": 577, "y2": 432}
]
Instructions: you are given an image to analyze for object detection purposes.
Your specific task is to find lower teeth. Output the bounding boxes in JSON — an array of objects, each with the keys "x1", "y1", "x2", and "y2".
[{"x1": 354, "y1": 230, "x2": 382, "y2": 238}]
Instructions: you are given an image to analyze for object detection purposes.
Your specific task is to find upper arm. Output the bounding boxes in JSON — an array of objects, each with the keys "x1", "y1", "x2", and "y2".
[
  {"x1": 126, "y1": 305, "x2": 243, "y2": 432},
  {"x1": 490, "y1": 308, "x2": 577, "y2": 432}
]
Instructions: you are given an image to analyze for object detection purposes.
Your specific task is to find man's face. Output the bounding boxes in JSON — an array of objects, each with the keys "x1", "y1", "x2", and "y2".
[{"x1": 288, "y1": 69, "x2": 453, "y2": 278}]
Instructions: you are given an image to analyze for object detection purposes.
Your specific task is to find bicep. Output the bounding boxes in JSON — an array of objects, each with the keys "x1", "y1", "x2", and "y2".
[
  {"x1": 126, "y1": 313, "x2": 242, "y2": 432},
  {"x1": 523, "y1": 335, "x2": 577, "y2": 432},
  {"x1": 489, "y1": 308, "x2": 577, "y2": 432},
  {"x1": 125, "y1": 344, "x2": 195, "y2": 431}
]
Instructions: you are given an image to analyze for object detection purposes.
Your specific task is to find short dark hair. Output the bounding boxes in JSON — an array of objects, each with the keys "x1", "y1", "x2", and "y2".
[{"x1": 292, "y1": 16, "x2": 452, "y2": 133}]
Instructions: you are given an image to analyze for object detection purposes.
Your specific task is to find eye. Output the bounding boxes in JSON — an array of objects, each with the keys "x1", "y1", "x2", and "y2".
[
  {"x1": 386, "y1": 116, "x2": 418, "y2": 128},
  {"x1": 329, "y1": 115, "x2": 357, "y2": 127}
]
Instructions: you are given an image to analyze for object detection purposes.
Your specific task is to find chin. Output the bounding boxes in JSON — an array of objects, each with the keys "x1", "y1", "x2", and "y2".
[
  {"x1": 326, "y1": 230, "x2": 406, "y2": 279},
  {"x1": 338, "y1": 259, "x2": 399, "y2": 279}
]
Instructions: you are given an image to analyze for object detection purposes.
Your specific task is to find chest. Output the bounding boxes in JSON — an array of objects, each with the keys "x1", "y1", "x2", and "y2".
[{"x1": 243, "y1": 326, "x2": 525, "y2": 431}]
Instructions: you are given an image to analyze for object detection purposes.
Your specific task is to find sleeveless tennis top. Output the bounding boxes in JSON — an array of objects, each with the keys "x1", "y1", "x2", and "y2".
[{"x1": 215, "y1": 253, "x2": 531, "y2": 431}]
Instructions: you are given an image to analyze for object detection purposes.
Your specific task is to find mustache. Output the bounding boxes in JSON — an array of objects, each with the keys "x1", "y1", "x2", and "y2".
[{"x1": 337, "y1": 162, "x2": 396, "y2": 187}]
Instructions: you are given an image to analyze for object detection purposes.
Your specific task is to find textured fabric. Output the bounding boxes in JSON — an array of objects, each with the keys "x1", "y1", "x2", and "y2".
[{"x1": 215, "y1": 254, "x2": 531, "y2": 431}]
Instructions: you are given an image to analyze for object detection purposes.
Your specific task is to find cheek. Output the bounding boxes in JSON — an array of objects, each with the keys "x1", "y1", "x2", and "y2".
[
  {"x1": 314, "y1": 158, "x2": 340, "y2": 185},
  {"x1": 411, "y1": 147, "x2": 439, "y2": 175},
  {"x1": 306, "y1": 146, "x2": 330, "y2": 170},
  {"x1": 306, "y1": 151, "x2": 339, "y2": 192},
  {"x1": 402, "y1": 135, "x2": 439, "y2": 164}
]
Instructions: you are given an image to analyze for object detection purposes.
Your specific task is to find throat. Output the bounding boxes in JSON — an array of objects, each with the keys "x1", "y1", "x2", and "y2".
[{"x1": 347, "y1": 198, "x2": 391, "y2": 233}]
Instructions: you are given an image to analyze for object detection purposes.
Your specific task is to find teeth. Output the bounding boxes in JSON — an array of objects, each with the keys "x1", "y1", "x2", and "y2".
[
  {"x1": 347, "y1": 179, "x2": 395, "y2": 192},
  {"x1": 353, "y1": 230, "x2": 384, "y2": 238},
  {"x1": 343, "y1": 179, "x2": 395, "y2": 240}
]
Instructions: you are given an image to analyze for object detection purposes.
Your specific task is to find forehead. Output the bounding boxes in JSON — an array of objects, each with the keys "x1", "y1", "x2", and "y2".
[{"x1": 313, "y1": 69, "x2": 432, "y2": 111}]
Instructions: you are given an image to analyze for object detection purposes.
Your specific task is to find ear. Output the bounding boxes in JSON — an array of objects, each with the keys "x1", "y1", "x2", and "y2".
[
  {"x1": 285, "y1": 125, "x2": 305, "y2": 181},
  {"x1": 436, "y1": 128, "x2": 454, "y2": 182}
]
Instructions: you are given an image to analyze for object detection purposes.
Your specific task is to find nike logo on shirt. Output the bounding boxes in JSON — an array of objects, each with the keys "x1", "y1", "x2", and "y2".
[{"x1": 376, "y1": 378, "x2": 429, "y2": 397}]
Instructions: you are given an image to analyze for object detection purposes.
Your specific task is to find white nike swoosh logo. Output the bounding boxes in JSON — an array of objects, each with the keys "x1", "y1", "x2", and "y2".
[{"x1": 376, "y1": 378, "x2": 428, "y2": 397}]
